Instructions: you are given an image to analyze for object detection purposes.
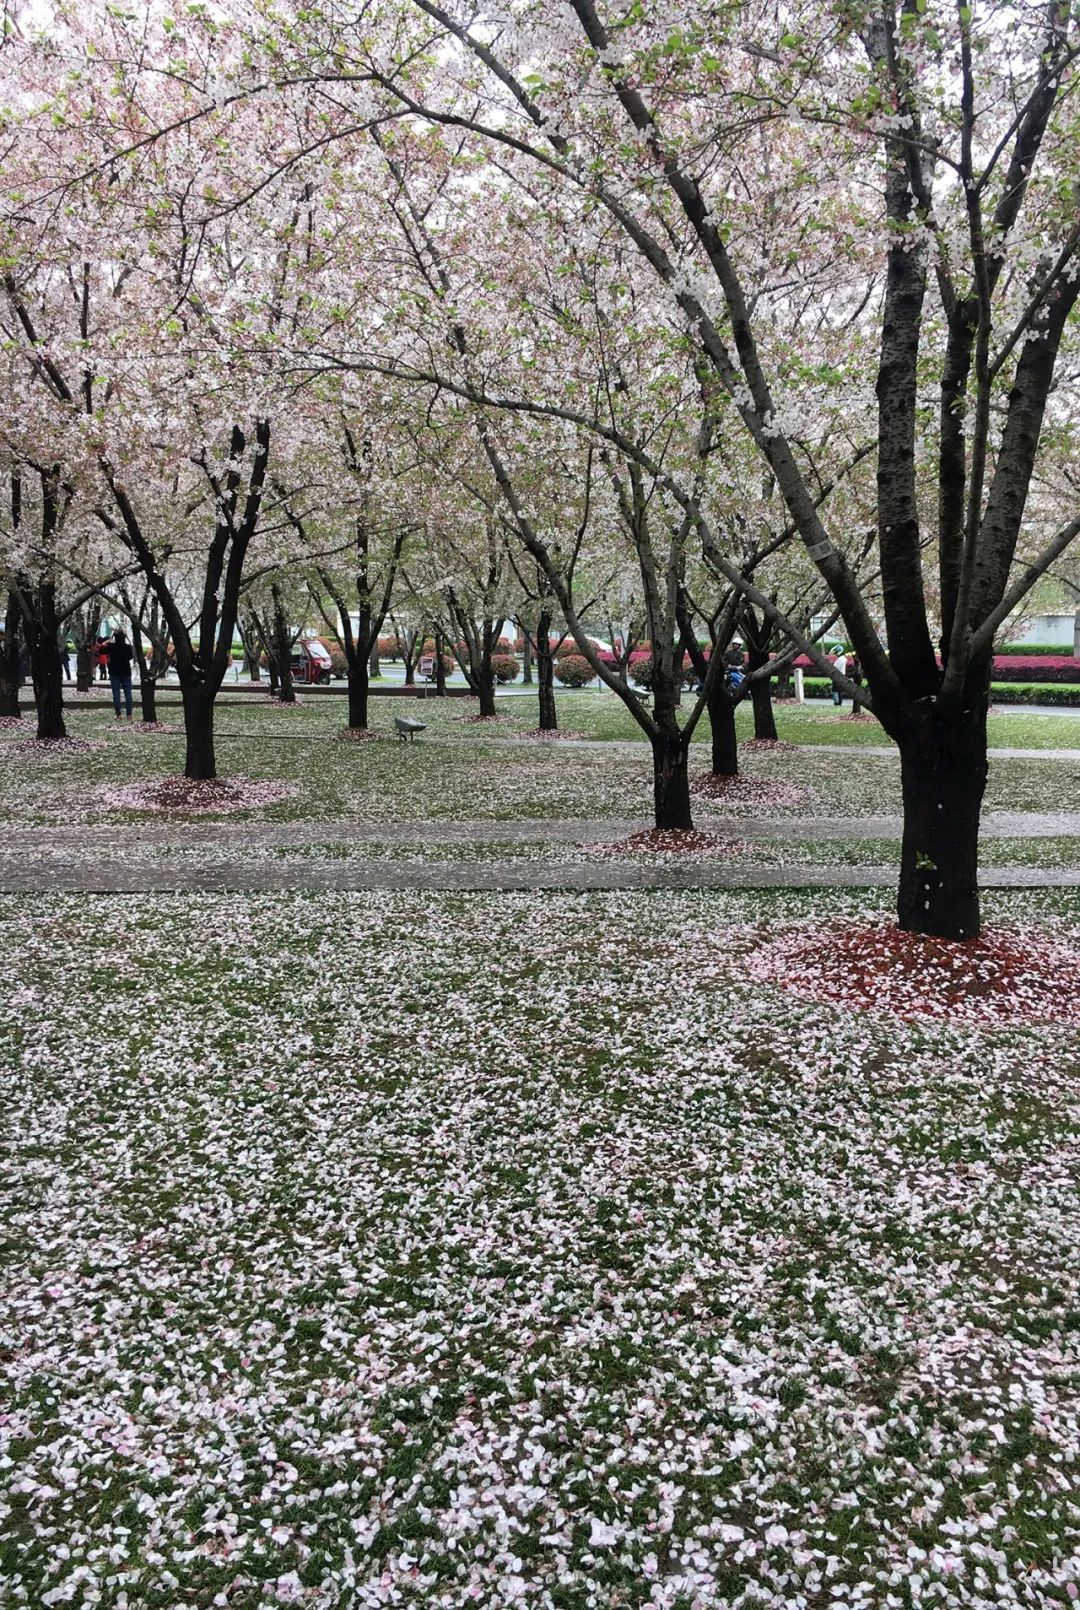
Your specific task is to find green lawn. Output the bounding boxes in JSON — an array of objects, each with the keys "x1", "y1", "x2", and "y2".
[
  {"x1": 2, "y1": 889, "x2": 1080, "y2": 1608},
  {"x1": 2, "y1": 696, "x2": 1078, "y2": 834}
]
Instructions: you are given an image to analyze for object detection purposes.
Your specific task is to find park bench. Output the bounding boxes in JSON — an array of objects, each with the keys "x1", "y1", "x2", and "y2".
[{"x1": 395, "y1": 716, "x2": 427, "y2": 742}]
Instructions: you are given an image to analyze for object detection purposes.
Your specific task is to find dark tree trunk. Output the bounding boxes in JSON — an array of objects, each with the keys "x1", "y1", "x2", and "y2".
[
  {"x1": 140, "y1": 678, "x2": 158, "y2": 724},
  {"x1": 271, "y1": 588, "x2": 295, "y2": 703},
  {"x1": 267, "y1": 656, "x2": 279, "y2": 695},
  {"x1": 535, "y1": 610, "x2": 556, "y2": 730},
  {"x1": 182, "y1": 684, "x2": 216, "y2": 780},
  {"x1": 651, "y1": 729, "x2": 693, "y2": 830},
  {"x1": 897, "y1": 700, "x2": 988, "y2": 940},
  {"x1": 522, "y1": 628, "x2": 533, "y2": 685},
  {"x1": 774, "y1": 663, "x2": 792, "y2": 700},
  {"x1": 477, "y1": 629, "x2": 496, "y2": 717},
  {"x1": 368, "y1": 641, "x2": 381, "y2": 680},
  {"x1": 75, "y1": 646, "x2": 93, "y2": 693},
  {"x1": 434, "y1": 631, "x2": 447, "y2": 696},
  {"x1": 347, "y1": 656, "x2": 370, "y2": 731},
  {"x1": 708, "y1": 681, "x2": 738, "y2": 777},
  {"x1": 26, "y1": 583, "x2": 66, "y2": 741},
  {"x1": 1, "y1": 592, "x2": 21, "y2": 718},
  {"x1": 750, "y1": 676, "x2": 778, "y2": 741}
]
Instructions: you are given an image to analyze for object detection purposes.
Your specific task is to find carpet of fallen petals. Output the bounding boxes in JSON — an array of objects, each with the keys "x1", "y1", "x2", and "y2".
[
  {"x1": 97, "y1": 775, "x2": 301, "y2": 814},
  {"x1": 3, "y1": 889, "x2": 1080, "y2": 1609},
  {"x1": 593, "y1": 827, "x2": 748, "y2": 858},
  {"x1": 747, "y1": 920, "x2": 1080, "y2": 1028},
  {"x1": 8, "y1": 735, "x2": 107, "y2": 756},
  {"x1": 689, "y1": 773, "x2": 808, "y2": 809}
]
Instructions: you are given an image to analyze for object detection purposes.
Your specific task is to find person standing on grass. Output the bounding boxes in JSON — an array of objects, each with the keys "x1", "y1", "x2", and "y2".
[
  {"x1": 105, "y1": 628, "x2": 135, "y2": 720},
  {"x1": 831, "y1": 645, "x2": 849, "y2": 708}
]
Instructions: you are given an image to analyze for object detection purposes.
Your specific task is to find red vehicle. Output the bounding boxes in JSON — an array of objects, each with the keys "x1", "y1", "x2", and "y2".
[{"x1": 289, "y1": 638, "x2": 334, "y2": 685}]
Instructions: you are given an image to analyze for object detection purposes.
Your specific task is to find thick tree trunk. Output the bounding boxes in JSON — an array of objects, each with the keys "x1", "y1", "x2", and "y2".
[
  {"x1": 0, "y1": 671, "x2": 19, "y2": 719},
  {"x1": 708, "y1": 682, "x2": 738, "y2": 777},
  {"x1": 75, "y1": 646, "x2": 93, "y2": 693},
  {"x1": 897, "y1": 702, "x2": 988, "y2": 940},
  {"x1": 140, "y1": 678, "x2": 158, "y2": 724},
  {"x1": 651, "y1": 729, "x2": 693, "y2": 830},
  {"x1": 276, "y1": 654, "x2": 296, "y2": 704},
  {"x1": 477, "y1": 633, "x2": 496, "y2": 717},
  {"x1": 182, "y1": 685, "x2": 216, "y2": 780},
  {"x1": 347, "y1": 656, "x2": 370, "y2": 731},
  {"x1": 267, "y1": 657, "x2": 279, "y2": 696},
  {"x1": 750, "y1": 677, "x2": 778, "y2": 741},
  {"x1": 1, "y1": 593, "x2": 21, "y2": 718},
  {"x1": 535, "y1": 610, "x2": 556, "y2": 730},
  {"x1": 28, "y1": 586, "x2": 66, "y2": 741}
]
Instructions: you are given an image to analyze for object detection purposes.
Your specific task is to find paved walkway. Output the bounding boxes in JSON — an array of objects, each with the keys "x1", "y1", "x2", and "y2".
[
  {"x1": 1, "y1": 861, "x2": 1077, "y2": 893},
  {"x1": 7, "y1": 811, "x2": 1080, "y2": 847},
  {"x1": 2, "y1": 813, "x2": 1078, "y2": 892}
]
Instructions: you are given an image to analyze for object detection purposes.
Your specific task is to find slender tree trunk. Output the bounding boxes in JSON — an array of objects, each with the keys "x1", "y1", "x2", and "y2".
[
  {"x1": 708, "y1": 681, "x2": 738, "y2": 777},
  {"x1": 271, "y1": 588, "x2": 295, "y2": 703},
  {"x1": 1, "y1": 592, "x2": 21, "y2": 718},
  {"x1": 182, "y1": 684, "x2": 216, "y2": 780},
  {"x1": 897, "y1": 701, "x2": 988, "y2": 940},
  {"x1": 434, "y1": 631, "x2": 447, "y2": 696},
  {"x1": 75, "y1": 646, "x2": 93, "y2": 693},
  {"x1": 368, "y1": 641, "x2": 381, "y2": 680},
  {"x1": 651, "y1": 726, "x2": 693, "y2": 830},
  {"x1": 348, "y1": 654, "x2": 370, "y2": 731},
  {"x1": 535, "y1": 610, "x2": 556, "y2": 730},
  {"x1": 140, "y1": 678, "x2": 158, "y2": 724}
]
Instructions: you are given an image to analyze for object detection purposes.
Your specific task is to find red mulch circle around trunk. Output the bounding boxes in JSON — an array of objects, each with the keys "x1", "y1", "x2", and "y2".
[
  {"x1": 596, "y1": 828, "x2": 747, "y2": 857},
  {"x1": 742, "y1": 737, "x2": 798, "y2": 752},
  {"x1": 746, "y1": 921, "x2": 1080, "y2": 1027},
  {"x1": 336, "y1": 728, "x2": 382, "y2": 742},
  {"x1": 98, "y1": 775, "x2": 299, "y2": 814},
  {"x1": 691, "y1": 772, "x2": 807, "y2": 807}
]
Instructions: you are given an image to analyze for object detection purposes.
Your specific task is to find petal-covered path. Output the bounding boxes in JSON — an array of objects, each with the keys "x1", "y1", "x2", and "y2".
[{"x1": 3, "y1": 813, "x2": 1080, "y2": 890}]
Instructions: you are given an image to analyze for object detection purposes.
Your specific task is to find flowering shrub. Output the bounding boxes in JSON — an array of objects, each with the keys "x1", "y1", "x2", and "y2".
[
  {"x1": 628, "y1": 653, "x2": 694, "y2": 690},
  {"x1": 553, "y1": 655, "x2": 594, "y2": 687},
  {"x1": 324, "y1": 642, "x2": 348, "y2": 679},
  {"x1": 490, "y1": 654, "x2": 520, "y2": 684},
  {"x1": 377, "y1": 635, "x2": 402, "y2": 659}
]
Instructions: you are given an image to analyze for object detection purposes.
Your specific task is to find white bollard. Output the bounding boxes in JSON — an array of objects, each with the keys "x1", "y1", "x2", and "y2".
[{"x1": 794, "y1": 667, "x2": 805, "y2": 704}]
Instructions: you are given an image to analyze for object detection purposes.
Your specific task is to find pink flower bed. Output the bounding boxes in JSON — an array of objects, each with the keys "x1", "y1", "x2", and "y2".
[
  {"x1": 747, "y1": 921, "x2": 1080, "y2": 1027},
  {"x1": 98, "y1": 775, "x2": 299, "y2": 814}
]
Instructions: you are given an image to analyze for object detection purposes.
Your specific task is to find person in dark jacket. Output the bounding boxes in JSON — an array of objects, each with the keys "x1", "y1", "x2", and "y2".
[{"x1": 105, "y1": 628, "x2": 135, "y2": 720}]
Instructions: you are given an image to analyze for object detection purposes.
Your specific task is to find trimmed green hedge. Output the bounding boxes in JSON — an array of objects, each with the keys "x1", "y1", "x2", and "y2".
[
  {"x1": 796, "y1": 676, "x2": 1080, "y2": 707},
  {"x1": 998, "y1": 642, "x2": 1076, "y2": 657}
]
